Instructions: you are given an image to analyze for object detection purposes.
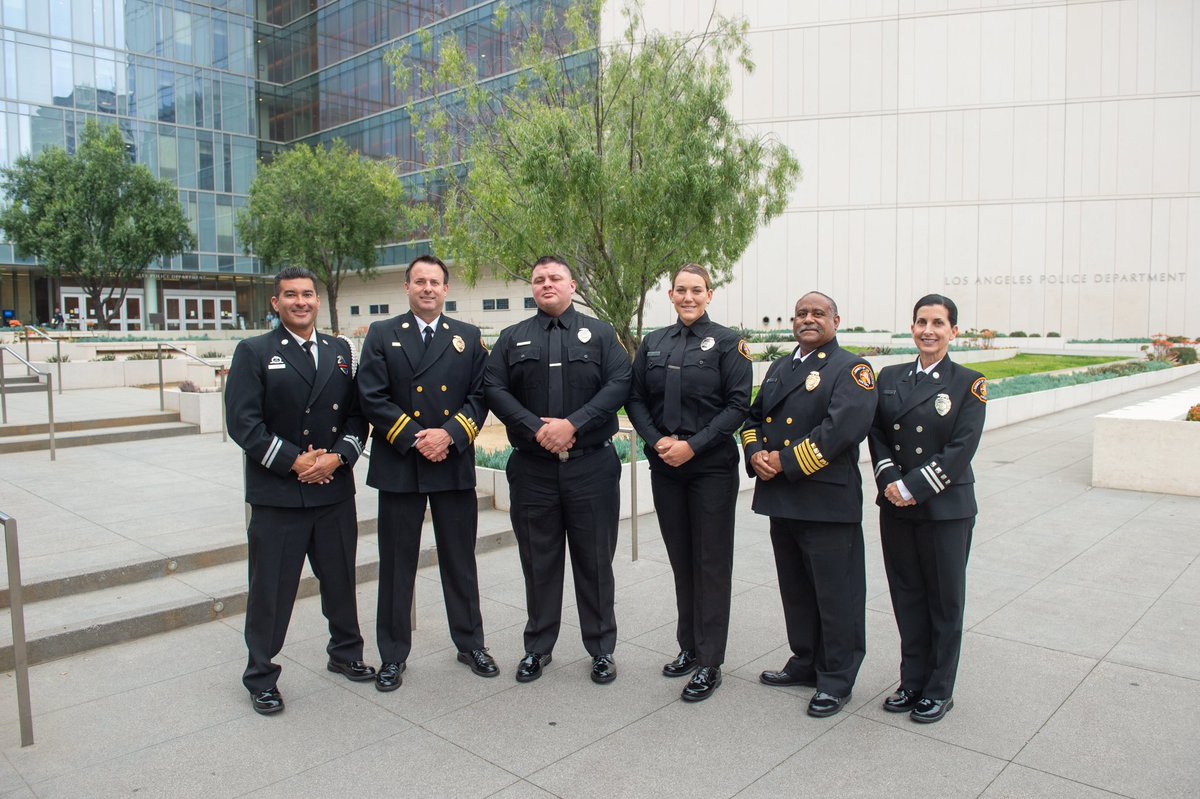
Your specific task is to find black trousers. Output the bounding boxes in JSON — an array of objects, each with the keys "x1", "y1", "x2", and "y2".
[
  {"x1": 769, "y1": 517, "x2": 866, "y2": 697},
  {"x1": 243, "y1": 499, "x2": 364, "y2": 693},
  {"x1": 507, "y1": 446, "x2": 620, "y2": 656},
  {"x1": 649, "y1": 442, "x2": 739, "y2": 667},
  {"x1": 880, "y1": 513, "x2": 973, "y2": 699},
  {"x1": 376, "y1": 488, "x2": 485, "y2": 664}
]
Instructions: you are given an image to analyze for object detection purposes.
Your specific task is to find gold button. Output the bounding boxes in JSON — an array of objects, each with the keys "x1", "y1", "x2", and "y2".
[
  {"x1": 765, "y1": 417, "x2": 772, "y2": 424},
  {"x1": 441, "y1": 385, "x2": 448, "y2": 392},
  {"x1": 413, "y1": 411, "x2": 421, "y2": 418},
  {"x1": 416, "y1": 386, "x2": 423, "y2": 393},
  {"x1": 893, "y1": 423, "x2": 900, "y2": 431},
  {"x1": 783, "y1": 439, "x2": 790, "y2": 447},
  {"x1": 786, "y1": 418, "x2": 793, "y2": 425},
  {"x1": 443, "y1": 409, "x2": 450, "y2": 416}
]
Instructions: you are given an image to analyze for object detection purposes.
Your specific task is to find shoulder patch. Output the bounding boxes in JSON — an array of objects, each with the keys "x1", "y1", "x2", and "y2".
[
  {"x1": 738, "y1": 340, "x2": 752, "y2": 361},
  {"x1": 851, "y1": 363, "x2": 875, "y2": 390},
  {"x1": 971, "y1": 376, "x2": 988, "y2": 403}
]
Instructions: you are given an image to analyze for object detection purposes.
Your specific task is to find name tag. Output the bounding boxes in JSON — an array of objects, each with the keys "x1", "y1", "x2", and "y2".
[
  {"x1": 516, "y1": 340, "x2": 531, "y2": 347},
  {"x1": 268, "y1": 363, "x2": 287, "y2": 370},
  {"x1": 391, "y1": 341, "x2": 402, "y2": 347},
  {"x1": 648, "y1": 351, "x2": 661, "y2": 357}
]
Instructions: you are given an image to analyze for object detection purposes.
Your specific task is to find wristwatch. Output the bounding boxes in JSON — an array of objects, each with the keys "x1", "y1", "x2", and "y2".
[{"x1": 336, "y1": 453, "x2": 348, "y2": 466}]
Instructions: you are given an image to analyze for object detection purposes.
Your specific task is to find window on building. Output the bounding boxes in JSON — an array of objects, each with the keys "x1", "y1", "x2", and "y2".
[
  {"x1": 445, "y1": 300, "x2": 457, "y2": 312},
  {"x1": 368, "y1": 304, "x2": 389, "y2": 315},
  {"x1": 482, "y1": 299, "x2": 495, "y2": 311},
  {"x1": 524, "y1": 297, "x2": 536, "y2": 309},
  {"x1": 496, "y1": 298, "x2": 509, "y2": 310},
  {"x1": 350, "y1": 305, "x2": 360, "y2": 315}
]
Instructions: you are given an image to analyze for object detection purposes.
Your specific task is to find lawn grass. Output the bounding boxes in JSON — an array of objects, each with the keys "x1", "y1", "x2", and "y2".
[{"x1": 973, "y1": 354, "x2": 1126, "y2": 379}]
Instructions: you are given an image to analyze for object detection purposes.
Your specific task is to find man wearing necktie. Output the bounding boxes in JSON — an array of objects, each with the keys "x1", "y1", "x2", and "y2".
[
  {"x1": 225, "y1": 267, "x2": 373, "y2": 716},
  {"x1": 484, "y1": 256, "x2": 632, "y2": 685},
  {"x1": 356, "y1": 255, "x2": 495, "y2": 691},
  {"x1": 741, "y1": 292, "x2": 877, "y2": 718}
]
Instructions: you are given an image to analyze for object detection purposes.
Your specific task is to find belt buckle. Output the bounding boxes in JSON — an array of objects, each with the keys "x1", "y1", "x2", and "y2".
[
  {"x1": 670, "y1": 434, "x2": 680, "y2": 440},
  {"x1": 558, "y1": 451, "x2": 569, "y2": 462}
]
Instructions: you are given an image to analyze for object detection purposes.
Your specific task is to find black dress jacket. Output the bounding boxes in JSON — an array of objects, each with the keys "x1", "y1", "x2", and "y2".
[
  {"x1": 225, "y1": 330, "x2": 367, "y2": 508},
  {"x1": 741, "y1": 338, "x2": 877, "y2": 523},
  {"x1": 357, "y1": 311, "x2": 488, "y2": 494},
  {"x1": 868, "y1": 356, "x2": 987, "y2": 520}
]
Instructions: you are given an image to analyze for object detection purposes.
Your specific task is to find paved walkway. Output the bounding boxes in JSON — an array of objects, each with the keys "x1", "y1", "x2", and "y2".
[{"x1": 1, "y1": 377, "x2": 1199, "y2": 797}]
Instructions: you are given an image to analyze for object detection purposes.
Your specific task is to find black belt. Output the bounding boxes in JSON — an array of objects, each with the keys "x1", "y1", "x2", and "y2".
[{"x1": 518, "y1": 442, "x2": 611, "y2": 462}]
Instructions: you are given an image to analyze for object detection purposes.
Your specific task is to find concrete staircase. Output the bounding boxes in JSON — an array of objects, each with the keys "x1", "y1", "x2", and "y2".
[
  {"x1": 0, "y1": 374, "x2": 45, "y2": 395},
  {"x1": 0, "y1": 493, "x2": 513, "y2": 670},
  {"x1": 0, "y1": 411, "x2": 199, "y2": 454}
]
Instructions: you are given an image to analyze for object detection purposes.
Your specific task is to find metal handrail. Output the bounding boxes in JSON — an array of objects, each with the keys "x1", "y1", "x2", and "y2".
[
  {"x1": 618, "y1": 426, "x2": 640, "y2": 561},
  {"x1": 23, "y1": 325, "x2": 62, "y2": 394},
  {"x1": 156, "y1": 343, "x2": 227, "y2": 442},
  {"x1": 0, "y1": 510, "x2": 34, "y2": 746},
  {"x1": 0, "y1": 346, "x2": 55, "y2": 460}
]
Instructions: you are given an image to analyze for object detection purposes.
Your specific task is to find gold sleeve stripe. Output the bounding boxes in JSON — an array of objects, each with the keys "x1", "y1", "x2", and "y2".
[
  {"x1": 792, "y1": 439, "x2": 829, "y2": 476},
  {"x1": 386, "y1": 414, "x2": 411, "y2": 444},
  {"x1": 455, "y1": 413, "x2": 477, "y2": 444},
  {"x1": 740, "y1": 430, "x2": 758, "y2": 445}
]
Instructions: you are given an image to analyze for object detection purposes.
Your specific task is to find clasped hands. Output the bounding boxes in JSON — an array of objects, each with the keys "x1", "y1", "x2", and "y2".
[
  {"x1": 654, "y1": 437, "x2": 695, "y2": 467},
  {"x1": 536, "y1": 417, "x2": 576, "y2": 454},
  {"x1": 292, "y1": 445, "x2": 340, "y2": 484},
  {"x1": 883, "y1": 481, "x2": 917, "y2": 507}
]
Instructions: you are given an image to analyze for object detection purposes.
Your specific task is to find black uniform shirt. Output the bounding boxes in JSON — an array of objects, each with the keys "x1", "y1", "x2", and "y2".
[
  {"x1": 627, "y1": 313, "x2": 752, "y2": 454},
  {"x1": 484, "y1": 304, "x2": 631, "y2": 453}
]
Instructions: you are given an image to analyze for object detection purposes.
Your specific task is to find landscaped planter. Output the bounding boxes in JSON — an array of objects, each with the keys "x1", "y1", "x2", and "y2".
[
  {"x1": 1092, "y1": 384, "x2": 1200, "y2": 497},
  {"x1": 165, "y1": 389, "x2": 225, "y2": 433}
]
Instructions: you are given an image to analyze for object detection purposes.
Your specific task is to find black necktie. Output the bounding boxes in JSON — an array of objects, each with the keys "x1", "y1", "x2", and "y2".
[
  {"x1": 915, "y1": 370, "x2": 926, "y2": 384},
  {"x1": 301, "y1": 340, "x2": 316, "y2": 373},
  {"x1": 662, "y1": 328, "x2": 688, "y2": 433},
  {"x1": 548, "y1": 320, "x2": 564, "y2": 418},
  {"x1": 423, "y1": 326, "x2": 433, "y2": 350}
]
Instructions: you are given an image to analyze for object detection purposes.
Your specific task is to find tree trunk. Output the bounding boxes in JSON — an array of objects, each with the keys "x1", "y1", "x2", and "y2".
[{"x1": 325, "y1": 281, "x2": 340, "y2": 334}]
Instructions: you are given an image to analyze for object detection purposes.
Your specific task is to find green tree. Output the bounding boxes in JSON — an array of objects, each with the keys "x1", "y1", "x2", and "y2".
[
  {"x1": 237, "y1": 140, "x2": 410, "y2": 334},
  {"x1": 0, "y1": 120, "x2": 194, "y2": 330},
  {"x1": 389, "y1": 0, "x2": 800, "y2": 350}
]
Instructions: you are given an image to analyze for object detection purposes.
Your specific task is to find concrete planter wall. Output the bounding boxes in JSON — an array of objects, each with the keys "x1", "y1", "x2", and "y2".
[
  {"x1": 18, "y1": 358, "x2": 228, "y2": 390},
  {"x1": 164, "y1": 389, "x2": 225, "y2": 433},
  {"x1": 1092, "y1": 385, "x2": 1200, "y2": 497}
]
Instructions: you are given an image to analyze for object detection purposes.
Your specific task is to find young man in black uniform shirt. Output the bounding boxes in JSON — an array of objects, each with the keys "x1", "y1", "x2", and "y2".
[
  {"x1": 484, "y1": 256, "x2": 632, "y2": 685},
  {"x1": 356, "y1": 255, "x2": 495, "y2": 691},
  {"x1": 225, "y1": 267, "x2": 373, "y2": 715},
  {"x1": 742, "y1": 291, "x2": 877, "y2": 718}
]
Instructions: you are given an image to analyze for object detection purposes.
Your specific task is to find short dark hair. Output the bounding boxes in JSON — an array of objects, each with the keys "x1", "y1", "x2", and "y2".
[
  {"x1": 406, "y1": 254, "x2": 449, "y2": 283},
  {"x1": 273, "y1": 266, "x2": 318, "y2": 296},
  {"x1": 532, "y1": 255, "x2": 573, "y2": 280},
  {"x1": 912, "y1": 294, "x2": 958, "y2": 326},
  {"x1": 798, "y1": 291, "x2": 838, "y2": 317},
  {"x1": 671, "y1": 263, "x2": 712, "y2": 290}
]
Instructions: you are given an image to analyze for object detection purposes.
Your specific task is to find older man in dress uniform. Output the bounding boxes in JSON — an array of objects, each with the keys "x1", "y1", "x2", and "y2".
[
  {"x1": 356, "y1": 254, "x2": 495, "y2": 691},
  {"x1": 484, "y1": 256, "x2": 632, "y2": 685},
  {"x1": 742, "y1": 291, "x2": 877, "y2": 718},
  {"x1": 225, "y1": 266, "x2": 373, "y2": 716}
]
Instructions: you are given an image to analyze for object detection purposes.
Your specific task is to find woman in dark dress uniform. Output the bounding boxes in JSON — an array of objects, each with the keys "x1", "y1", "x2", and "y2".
[
  {"x1": 868, "y1": 294, "x2": 987, "y2": 723},
  {"x1": 627, "y1": 264, "x2": 752, "y2": 702}
]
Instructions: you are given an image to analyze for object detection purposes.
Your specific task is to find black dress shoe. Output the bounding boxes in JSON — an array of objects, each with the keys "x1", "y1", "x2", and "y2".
[
  {"x1": 251, "y1": 687, "x2": 283, "y2": 715},
  {"x1": 759, "y1": 669, "x2": 817, "y2": 688},
  {"x1": 681, "y1": 667, "x2": 722, "y2": 702},
  {"x1": 591, "y1": 654, "x2": 617, "y2": 684},
  {"x1": 662, "y1": 650, "x2": 699, "y2": 678},
  {"x1": 515, "y1": 652, "x2": 552, "y2": 683},
  {"x1": 375, "y1": 661, "x2": 405, "y2": 692},
  {"x1": 327, "y1": 658, "x2": 377, "y2": 682},
  {"x1": 911, "y1": 696, "x2": 954, "y2": 723},
  {"x1": 807, "y1": 690, "x2": 851, "y2": 718},
  {"x1": 457, "y1": 648, "x2": 499, "y2": 677},
  {"x1": 883, "y1": 688, "x2": 922, "y2": 713}
]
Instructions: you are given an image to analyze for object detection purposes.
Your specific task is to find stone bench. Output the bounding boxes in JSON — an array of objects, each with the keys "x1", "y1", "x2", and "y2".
[{"x1": 1092, "y1": 386, "x2": 1200, "y2": 496}]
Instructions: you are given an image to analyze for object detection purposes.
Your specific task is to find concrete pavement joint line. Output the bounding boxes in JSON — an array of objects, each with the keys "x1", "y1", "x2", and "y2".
[{"x1": 730, "y1": 707, "x2": 859, "y2": 799}]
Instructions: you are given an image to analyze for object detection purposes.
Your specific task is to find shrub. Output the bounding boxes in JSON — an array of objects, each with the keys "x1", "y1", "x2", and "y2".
[
  {"x1": 1174, "y1": 346, "x2": 1197, "y2": 365},
  {"x1": 178, "y1": 380, "x2": 202, "y2": 393},
  {"x1": 756, "y1": 344, "x2": 786, "y2": 361},
  {"x1": 1047, "y1": 331, "x2": 1061, "y2": 337},
  {"x1": 1167, "y1": 335, "x2": 1189, "y2": 344},
  {"x1": 201, "y1": 350, "x2": 224, "y2": 359},
  {"x1": 1030, "y1": 333, "x2": 1041, "y2": 338},
  {"x1": 989, "y1": 360, "x2": 1171, "y2": 399},
  {"x1": 126, "y1": 350, "x2": 172, "y2": 360},
  {"x1": 45, "y1": 354, "x2": 69, "y2": 363},
  {"x1": 93, "y1": 354, "x2": 116, "y2": 361},
  {"x1": 1187, "y1": 403, "x2": 1200, "y2": 422},
  {"x1": 861, "y1": 345, "x2": 893, "y2": 356},
  {"x1": 1009, "y1": 331, "x2": 1027, "y2": 338}
]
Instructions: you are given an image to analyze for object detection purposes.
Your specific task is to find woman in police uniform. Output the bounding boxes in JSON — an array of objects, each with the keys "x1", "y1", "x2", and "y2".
[
  {"x1": 868, "y1": 294, "x2": 987, "y2": 724},
  {"x1": 627, "y1": 263, "x2": 752, "y2": 702}
]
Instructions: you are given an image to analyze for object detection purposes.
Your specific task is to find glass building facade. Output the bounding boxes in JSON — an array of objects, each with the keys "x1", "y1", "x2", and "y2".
[{"x1": 0, "y1": 0, "x2": 574, "y2": 327}]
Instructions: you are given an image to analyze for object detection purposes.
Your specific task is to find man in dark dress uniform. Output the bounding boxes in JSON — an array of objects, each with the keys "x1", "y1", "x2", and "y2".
[
  {"x1": 356, "y1": 255, "x2": 495, "y2": 691},
  {"x1": 484, "y1": 256, "x2": 632, "y2": 685},
  {"x1": 742, "y1": 291, "x2": 877, "y2": 718},
  {"x1": 225, "y1": 267, "x2": 374, "y2": 715}
]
